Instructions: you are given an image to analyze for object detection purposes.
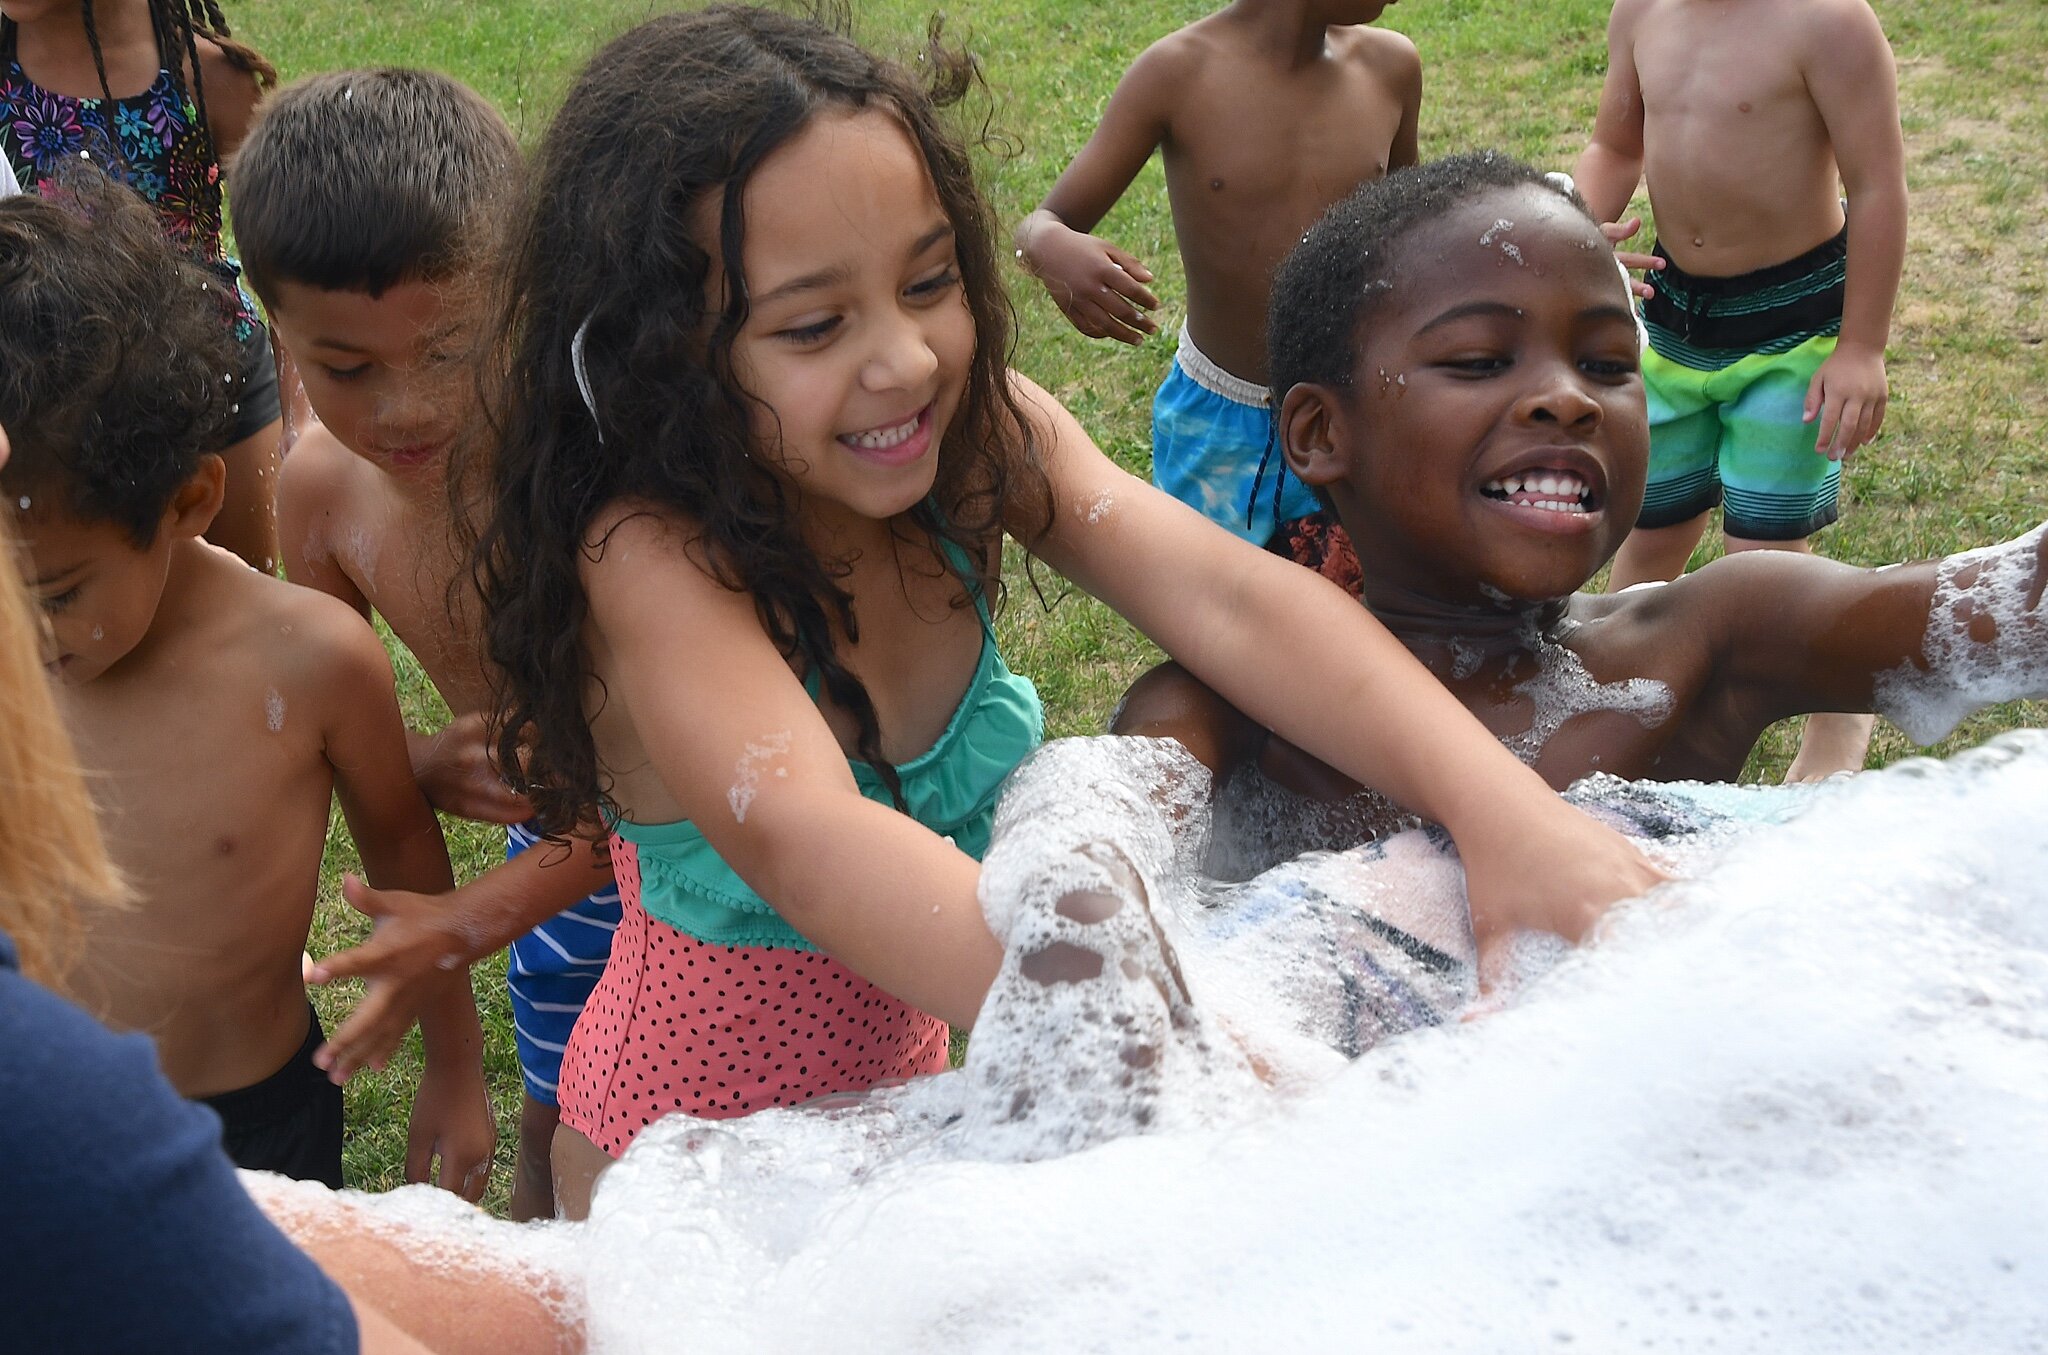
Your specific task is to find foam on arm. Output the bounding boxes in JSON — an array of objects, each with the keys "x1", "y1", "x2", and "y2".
[{"x1": 1874, "y1": 524, "x2": 2048, "y2": 743}]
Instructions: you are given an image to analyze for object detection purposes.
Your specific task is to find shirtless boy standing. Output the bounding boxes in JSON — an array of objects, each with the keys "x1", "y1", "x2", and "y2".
[
  {"x1": 1015, "y1": 0, "x2": 1420, "y2": 544},
  {"x1": 1573, "y1": 0, "x2": 1908, "y2": 779},
  {"x1": 234, "y1": 70, "x2": 618, "y2": 1220},
  {"x1": 0, "y1": 175, "x2": 492, "y2": 1193}
]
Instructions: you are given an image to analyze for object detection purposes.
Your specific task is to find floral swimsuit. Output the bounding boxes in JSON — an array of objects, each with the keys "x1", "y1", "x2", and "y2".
[{"x1": 0, "y1": 36, "x2": 259, "y2": 341}]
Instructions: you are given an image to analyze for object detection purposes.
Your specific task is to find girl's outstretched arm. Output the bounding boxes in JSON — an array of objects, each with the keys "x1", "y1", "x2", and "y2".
[{"x1": 1011, "y1": 375, "x2": 1668, "y2": 958}]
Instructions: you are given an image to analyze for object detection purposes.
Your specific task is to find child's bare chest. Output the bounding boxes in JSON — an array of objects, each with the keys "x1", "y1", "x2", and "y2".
[
  {"x1": 63, "y1": 644, "x2": 335, "y2": 935},
  {"x1": 1165, "y1": 61, "x2": 1400, "y2": 228},
  {"x1": 816, "y1": 565, "x2": 987, "y2": 767},
  {"x1": 1634, "y1": 13, "x2": 1818, "y2": 137}
]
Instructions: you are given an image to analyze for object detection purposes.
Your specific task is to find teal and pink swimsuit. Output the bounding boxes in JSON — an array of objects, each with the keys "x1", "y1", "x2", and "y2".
[{"x1": 558, "y1": 587, "x2": 1042, "y2": 1156}]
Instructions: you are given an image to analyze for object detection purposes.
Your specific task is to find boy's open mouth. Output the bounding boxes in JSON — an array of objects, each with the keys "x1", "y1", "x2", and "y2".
[{"x1": 1479, "y1": 468, "x2": 1599, "y2": 517}]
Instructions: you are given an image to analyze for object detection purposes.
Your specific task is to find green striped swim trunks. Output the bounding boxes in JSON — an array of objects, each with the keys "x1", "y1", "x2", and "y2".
[{"x1": 1637, "y1": 227, "x2": 1847, "y2": 541}]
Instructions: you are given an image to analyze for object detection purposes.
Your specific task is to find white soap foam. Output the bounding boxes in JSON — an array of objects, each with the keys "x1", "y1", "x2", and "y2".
[
  {"x1": 727, "y1": 730, "x2": 792, "y2": 823},
  {"x1": 1505, "y1": 636, "x2": 1674, "y2": 760},
  {"x1": 1875, "y1": 524, "x2": 2048, "y2": 743},
  {"x1": 333, "y1": 732, "x2": 2048, "y2": 1354},
  {"x1": 263, "y1": 687, "x2": 285, "y2": 733}
]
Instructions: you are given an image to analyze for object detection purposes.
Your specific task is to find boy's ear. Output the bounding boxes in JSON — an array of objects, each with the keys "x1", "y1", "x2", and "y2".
[
  {"x1": 1278, "y1": 382, "x2": 1355, "y2": 491},
  {"x1": 164, "y1": 454, "x2": 228, "y2": 539}
]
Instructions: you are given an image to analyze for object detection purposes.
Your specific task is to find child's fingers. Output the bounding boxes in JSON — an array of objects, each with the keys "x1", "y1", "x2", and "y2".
[
  {"x1": 1803, "y1": 369, "x2": 1826, "y2": 425},
  {"x1": 441, "y1": 1145, "x2": 489, "y2": 1201},
  {"x1": 316, "y1": 992, "x2": 411, "y2": 1083},
  {"x1": 1827, "y1": 398, "x2": 1863, "y2": 460},
  {"x1": 1091, "y1": 289, "x2": 1157, "y2": 340},
  {"x1": 304, "y1": 932, "x2": 389, "y2": 985},
  {"x1": 1104, "y1": 243, "x2": 1155, "y2": 286},
  {"x1": 1812, "y1": 392, "x2": 1843, "y2": 455},
  {"x1": 339, "y1": 872, "x2": 390, "y2": 920},
  {"x1": 1600, "y1": 215, "x2": 1644, "y2": 245},
  {"x1": 405, "y1": 1127, "x2": 434, "y2": 1188},
  {"x1": 1106, "y1": 272, "x2": 1161, "y2": 314},
  {"x1": 1081, "y1": 298, "x2": 1151, "y2": 346}
]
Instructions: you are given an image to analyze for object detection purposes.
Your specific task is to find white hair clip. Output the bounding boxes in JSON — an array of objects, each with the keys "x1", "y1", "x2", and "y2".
[{"x1": 571, "y1": 314, "x2": 604, "y2": 444}]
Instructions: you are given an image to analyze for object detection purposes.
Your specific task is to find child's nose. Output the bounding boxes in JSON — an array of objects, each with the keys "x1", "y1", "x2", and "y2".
[
  {"x1": 375, "y1": 376, "x2": 437, "y2": 427},
  {"x1": 1515, "y1": 363, "x2": 1602, "y2": 428},
  {"x1": 860, "y1": 309, "x2": 940, "y2": 392}
]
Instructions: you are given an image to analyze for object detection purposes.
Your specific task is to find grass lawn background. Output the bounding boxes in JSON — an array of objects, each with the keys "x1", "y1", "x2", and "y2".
[{"x1": 234, "y1": 0, "x2": 2046, "y2": 1208}]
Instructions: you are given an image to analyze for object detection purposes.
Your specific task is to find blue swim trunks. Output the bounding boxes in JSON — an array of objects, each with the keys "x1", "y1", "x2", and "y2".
[
  {"x1": 505, "y1": 820, "x2": 623, "y2": 1105},
  {"x1": 1151, "y1": 328, "x2": 1320, "y2": 545}
]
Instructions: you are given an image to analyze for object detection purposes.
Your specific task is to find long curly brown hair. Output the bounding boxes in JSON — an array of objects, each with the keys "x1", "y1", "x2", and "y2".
[{"x1": 469, "y1": 5, "x2": 1051, "y2": 837}]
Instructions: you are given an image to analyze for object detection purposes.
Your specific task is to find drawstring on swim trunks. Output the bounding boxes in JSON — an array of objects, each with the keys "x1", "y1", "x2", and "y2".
[{"x1": 1246, "y1": 411, "x2": 1283, "y2": 539}]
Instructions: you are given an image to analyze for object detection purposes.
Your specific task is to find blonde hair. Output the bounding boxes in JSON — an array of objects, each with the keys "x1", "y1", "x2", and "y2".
[{"x1": 0, "y1": 503, "x2": 126, "y2": 985}]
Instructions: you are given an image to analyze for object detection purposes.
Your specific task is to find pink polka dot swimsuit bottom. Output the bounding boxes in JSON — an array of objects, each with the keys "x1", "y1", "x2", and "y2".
[{"x1": 557, "y1": 835, "x2": 951, "y2": 1157}]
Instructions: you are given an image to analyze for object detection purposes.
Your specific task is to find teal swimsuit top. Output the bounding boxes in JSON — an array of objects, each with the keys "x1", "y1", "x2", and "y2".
[{"x1": 612, "y1": 549, "x2": 1043, "y2": 951}]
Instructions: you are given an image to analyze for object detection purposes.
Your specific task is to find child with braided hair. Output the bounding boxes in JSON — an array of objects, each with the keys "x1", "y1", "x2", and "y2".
[{"x1": 0, "y1": 1, "x2": 285, "y2": 571}]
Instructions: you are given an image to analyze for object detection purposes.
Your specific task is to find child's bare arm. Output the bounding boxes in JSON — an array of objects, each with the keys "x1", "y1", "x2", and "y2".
[
  {"x1": 1111, "y1": 661, "x2": 1268, "y2": 782},
  {"x1": 1017, "y1": 374, "x2": 1667, "y2": 967},
  {"x1": 310, "y1": 836, "x2": 616, "y2": 1021},
  {"x1": 317, "y1": 615, "x2": 495, "y2": 1200},
  {"x1": 1799, "y1": 1, "x2": 1906, "y2": 461},
  {"x1": 1572, "y1": 0, "x2": 1650, "y2": 226},
  {"x1": 1381, "y1": 37, "x2": 1423, "y2": 173},
  {"x1": 277, "y1": 435, "x2": 372, "y2": 621},
  {"x1": 196, "y1": 43, "x2": 264, "y2": 166},
  {"x1": 1700, "y1": 525, "x2": 2048, "y2": 736},
  {"x1": 1014, "y1": 44, "x2": 1182, "y2": 344}
]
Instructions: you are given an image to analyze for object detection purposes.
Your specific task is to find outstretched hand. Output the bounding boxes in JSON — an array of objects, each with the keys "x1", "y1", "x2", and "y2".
[
  {"x1": 1459, "y1": 799, "x2": 1670, "y2": 991},
  {"x1": 1600, "y1": 216, "x2": 1664, "y2": 301},
  {"x1": 1021, "y1": 225, "x2": 1160, "y2": 345},
  {"x1": 1804, "y1": 342, "x2": 1888, "y2": 460},
  {"x1": 310, "y1": 873, "x2": 472, "y2": 1082},
  {"x1": 411, "y1": 712, "x2": 533, "y2": 825}
]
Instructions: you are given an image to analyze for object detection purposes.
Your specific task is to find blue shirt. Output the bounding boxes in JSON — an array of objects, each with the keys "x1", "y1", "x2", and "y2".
[{"x1": 0, "y1": 927, "x2": 358, "y2": 1353}]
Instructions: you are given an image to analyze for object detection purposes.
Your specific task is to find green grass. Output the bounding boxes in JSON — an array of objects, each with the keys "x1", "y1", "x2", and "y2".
[{"x1": 240, "y1": 0, "x2": 2048, "y2": 1208}]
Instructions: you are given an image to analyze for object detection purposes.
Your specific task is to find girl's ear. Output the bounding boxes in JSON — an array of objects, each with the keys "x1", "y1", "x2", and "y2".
[
  {"x1": 164, "y1": 454, "x2": 228, "y2": 540},
  {"x1": 1278, "y1": 383, "x2": 1355, "y2": 491}
]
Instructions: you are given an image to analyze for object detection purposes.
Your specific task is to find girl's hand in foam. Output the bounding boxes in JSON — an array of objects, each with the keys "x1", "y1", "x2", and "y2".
[
  {"x1": 310, "y1": 873, "x2": 472, "y2": 1081},
  {"x1": 1458, "y1": 799, "x2": 1669, "y2": 989}
]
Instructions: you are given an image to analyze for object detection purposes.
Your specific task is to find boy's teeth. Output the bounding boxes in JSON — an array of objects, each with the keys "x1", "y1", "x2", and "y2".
[
  {"x1": 1481, "y1": 470, "x2": 1594, "y2": 512},
  {"x1": 844, "y1": 413, "x2": 920, "y2": 450}
]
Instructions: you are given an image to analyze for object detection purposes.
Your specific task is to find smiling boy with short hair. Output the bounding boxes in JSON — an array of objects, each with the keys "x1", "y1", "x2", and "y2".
[
  {"x1": 235, "y1": 68, "x2": 618, "y2": 1219},
  {"x1": 1115, "y1": 157, "x2": 2043, "y2": 856}
]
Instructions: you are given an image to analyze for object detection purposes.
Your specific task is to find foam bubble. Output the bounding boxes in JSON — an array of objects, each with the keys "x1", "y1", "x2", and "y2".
[
  {"x1": 728, "y1": 730, "x2": 792, "y2": 823},
  {"x1": 1505, "y1": 637, "x2": 1673, "y2": 760},
  {"x1": 264, "y1": 688, "x2": 285, "y2": 733},
  {"x1": 576, "y1": 735, "x2": 2048, "y2": 1352},
  {"x1": 331, "y1": 734, "x2": 2048, "y2": 1354},
  {"x1": 1874, "y1": 524, "x2": 2048, "y2": 743}
]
